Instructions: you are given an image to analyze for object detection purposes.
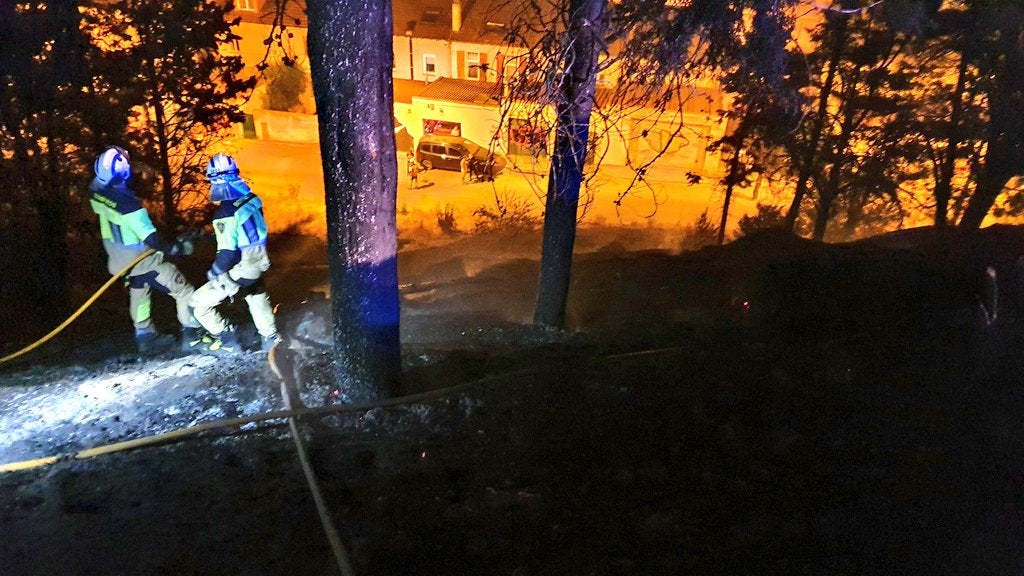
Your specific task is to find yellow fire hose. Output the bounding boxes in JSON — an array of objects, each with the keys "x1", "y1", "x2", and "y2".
[
  {"x1": 272, "y1": 344, "x2": 356, "y2": 576},
  {"x1": 0, "y1": 248, "x2": 157, "y2": 366},
  {"x1": 0, "y1": 359, "x2": 535, "y2": 576},
  {"x1": 0, "y1": 347, "x2": 680, "y2": 474},
  {"x1": 0, "y1": 366, "x2": 535, "y2": 474}
]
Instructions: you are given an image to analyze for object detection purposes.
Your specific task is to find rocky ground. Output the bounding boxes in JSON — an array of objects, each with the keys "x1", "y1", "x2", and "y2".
[{"x1": 2, "y1": 226, "x2": 1024, "y2": 575}]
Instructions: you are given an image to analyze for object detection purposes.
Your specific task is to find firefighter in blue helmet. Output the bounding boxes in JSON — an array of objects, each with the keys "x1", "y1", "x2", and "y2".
[
  {"x1": 88, "y1": 146, "x2": 204, "y2": 355},
  {"x1": 189, "y1": 153, "x2": 279, "y2": 355}
]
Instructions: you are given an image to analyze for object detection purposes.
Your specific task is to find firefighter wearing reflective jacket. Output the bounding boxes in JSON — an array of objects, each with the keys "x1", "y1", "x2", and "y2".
[
  {"x1": 89, "y1": 146, "x2": 203, "y2": 355},
  {"x1": 189, "y1": 153, "x2": 280, "y2": 355}
]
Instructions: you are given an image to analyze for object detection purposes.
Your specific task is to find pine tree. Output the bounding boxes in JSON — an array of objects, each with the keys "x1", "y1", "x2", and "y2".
[
  {"x1": 110, "y1": 0, "x2": 255, "y2": 229},
  {"x1": 498, "y1": 0, "x2": 798, "y2": 327},
  {"x1": 0, "y1": 1, "x2": 114, "y2": 322}
]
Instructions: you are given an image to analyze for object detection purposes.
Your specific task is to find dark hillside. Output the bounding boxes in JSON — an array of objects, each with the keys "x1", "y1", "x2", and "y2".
[{"x1": 2, "y1": 225, "x2": 1024, "y2": 575}]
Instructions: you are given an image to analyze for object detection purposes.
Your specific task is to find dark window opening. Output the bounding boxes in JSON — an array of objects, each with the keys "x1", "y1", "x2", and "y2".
[{"x1": 242, "y1": 114, "x2": 256, "y2": 139}]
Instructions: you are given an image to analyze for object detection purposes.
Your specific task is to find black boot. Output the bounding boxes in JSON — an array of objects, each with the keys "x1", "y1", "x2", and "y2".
[
  {"x1": 260, "y1": 333, "x2": 282, "y2": 353},
  {"x1": 202, "y1": 328, "x2": 242, "y2": 357},
  {"x1": 136, "y1": 330, "x2": 175, "y2": 356},
  {"x1": 180, "y1": 326, "x2": 212, "y2": 354}
]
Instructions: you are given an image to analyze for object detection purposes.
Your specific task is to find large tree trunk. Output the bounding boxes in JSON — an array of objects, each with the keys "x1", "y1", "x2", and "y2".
[
  {"x1": 534, "y1": 0, "x2": 609, "y2": 328},
  {"x1": 961, "y1": 154, "x2": 1014, "y2": 229},
  {"x1": 307, "y1": 0, "x2": 401, "y2": 401},
  {"x1": 961, "y1": 92, "x2": 1021, "y2": 228}
]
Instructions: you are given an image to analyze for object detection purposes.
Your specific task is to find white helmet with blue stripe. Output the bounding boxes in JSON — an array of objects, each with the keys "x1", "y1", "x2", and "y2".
[
  {"x1": 206, "y1": 153, "x2": 249, "y2": 202},
  {"x1": 206, "y1": 153, "x2": 239, "y2": 181},
  {"x1": 94, "y1": 146, "x2": 131, "y2": 185}
]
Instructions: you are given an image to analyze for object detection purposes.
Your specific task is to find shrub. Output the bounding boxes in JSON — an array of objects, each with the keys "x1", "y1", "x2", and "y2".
[
  {"x1": 680, "y1": 211, "x2": 719, "y2": 251},
  {"x1": 436, "y1": 203, "x2": 460, "y2": 236},
  {"x1": 473, "y1": 192, "x2": 539, "y2": 233},
  {"x1": 735, "y1": 204, "x2": 787, "y2": 238}
]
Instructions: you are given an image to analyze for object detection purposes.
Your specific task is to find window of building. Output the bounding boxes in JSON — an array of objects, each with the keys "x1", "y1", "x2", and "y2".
[
  {"x1": 235, "y1": 0, "x2": 256, "y2": 11},
  {"x1": 508, "y1": 118, "x2": 547, "y2": 156},
  {"x1": 422, "y1": 9, "x2": 441, "y2": 24},
  {"x1": 466, "y1": 52, "x2": 480, "y2": 80},
  {"x1": 424, "y1": 54, "x2": 436, "y2": 76},
  {"x1": 423, "y1": 119, "x2": 461, "y2": 136}
]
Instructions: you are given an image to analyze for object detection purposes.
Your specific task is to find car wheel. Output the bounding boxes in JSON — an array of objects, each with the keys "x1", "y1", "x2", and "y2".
[{"x1": 422, "y1": 160, "x2": 433, "y2": 170}]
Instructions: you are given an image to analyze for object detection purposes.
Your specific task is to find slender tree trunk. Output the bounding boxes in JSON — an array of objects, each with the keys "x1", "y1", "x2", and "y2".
[
  {"x1": 718, "y1": 132, "x2": 745, "y2": 246},
  {"x1": 35, "y1": 113, "x2": 70, "y2": 322},
  {"x1": 811, "y1": 165, "x2": 845, "y2": 242},
  {"x1": 307, "y1": 0, "x2": 401, "y2": 401},
  {"x1": 150, "y1": 92, "x2": 178, "y2": 231},
  {"x1": 811, "y1": 110, "x2": 851, "y2": 241},
  {"x1": 534, "y1": 0, "x2": 608, "y2": 328},
  {"x1": 812, "y1": 106, "x2": 855, "y2": 241},
  {"x1": 785, "y1": 15, "x2": 846, "y2": 231},
  {"x1": 718, "y1": 175, "x2": 735, "y2": 246},
  {"x1": 961, "y1": 11, "x2": 1024, "y2": 228},
  {"x1": 934, "y1": 47, "x2": 968, "y2": 227}
]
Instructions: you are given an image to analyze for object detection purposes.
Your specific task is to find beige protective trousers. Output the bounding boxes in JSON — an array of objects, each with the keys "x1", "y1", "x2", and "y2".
[
  {"x1": 104, "y1": 243, "x2": 198, "y2": 333},
  {"x1": 190, "y1": 245, "x2": 277, "y2": 338}
]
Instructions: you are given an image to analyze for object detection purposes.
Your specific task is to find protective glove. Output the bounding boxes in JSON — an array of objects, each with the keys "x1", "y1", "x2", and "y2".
[
  {"x1": 177, "y1": 239, "x2": 195, "y2": 256},
  {"x1": 217, "y1": 273, "x2": 239, "y2": 291},
  {"x1": 166, "y1": 240, "x2": 193, "y2": 258},
  {"x1": 208, "y1": 270, "x2": 239, "y2": 299}
]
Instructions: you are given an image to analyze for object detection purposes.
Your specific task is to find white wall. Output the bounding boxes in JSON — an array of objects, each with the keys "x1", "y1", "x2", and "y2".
[
  {"x1": 408, "y1": 97, "x2": 503, "y2": 152},
  {"x1": 250, "y1": 109, "x2": 319, "y2": 143},
  {"x1": 392, "y1": 36, "x2": 452, "y2": 81},
  {"x1": 229, "y1": 20, "x2": 729, "y2": 176}
]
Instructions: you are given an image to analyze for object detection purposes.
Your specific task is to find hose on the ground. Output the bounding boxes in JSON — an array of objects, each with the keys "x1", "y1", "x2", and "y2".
[
  {"x1": 0, "y1": 249, "x2": 157, "y2": 366},
  {"x1": 0, "y1": 365, "x2": 537, "y2": 474},
  {"x1": 0, "y1": 347, "x2": 683, "y2": 474},
  {"x1": 272, "y1": 344, "x2": 357, "y2": 576},
  {"x1": 0, "y1": 344, "x2": 680, "y2": 573}
]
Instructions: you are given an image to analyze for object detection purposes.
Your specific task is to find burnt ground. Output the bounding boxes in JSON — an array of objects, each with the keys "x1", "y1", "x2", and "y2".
[{"x1": 2, "y1": 225, "x2": 1024, "y2": 575}]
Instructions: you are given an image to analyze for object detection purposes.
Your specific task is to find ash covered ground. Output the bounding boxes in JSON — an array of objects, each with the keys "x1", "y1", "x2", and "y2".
[{"x1": 2, "y1": 226, "x2": 1024, "y2": 575}]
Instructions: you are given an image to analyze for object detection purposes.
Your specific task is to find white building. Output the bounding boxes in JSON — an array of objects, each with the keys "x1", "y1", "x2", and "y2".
[{"x1": 226, "y1": 0, "x2": 730, "y2": 177}]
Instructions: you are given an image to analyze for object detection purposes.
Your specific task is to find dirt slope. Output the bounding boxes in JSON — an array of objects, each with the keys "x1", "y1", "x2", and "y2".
[{"x1": 2, "y1": 226, "x2": 1024, "y2": 575}]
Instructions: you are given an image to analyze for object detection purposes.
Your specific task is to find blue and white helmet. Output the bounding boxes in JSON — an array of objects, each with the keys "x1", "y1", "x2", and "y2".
[
  {"x1": 94, "y1": 146, "x2": 131, "y2": 185},
  {"x1": 206, "y1": 153, "x2": 239, "y2": 181},
  {"x1": 206, "y1": 153, "x2": 249, "y2": 203}
]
